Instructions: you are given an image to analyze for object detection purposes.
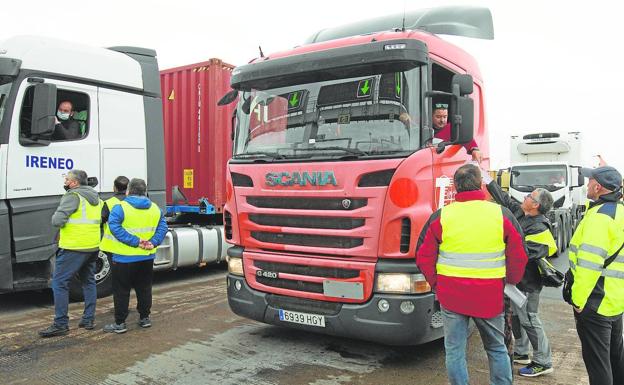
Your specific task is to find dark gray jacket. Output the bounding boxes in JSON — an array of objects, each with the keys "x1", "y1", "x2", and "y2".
[{"x1": 487, "y1": 180, "x2": 552, "y2": 292}]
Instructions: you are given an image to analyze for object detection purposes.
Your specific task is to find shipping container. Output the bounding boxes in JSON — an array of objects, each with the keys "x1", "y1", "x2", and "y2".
[{"x1": 160, "y1": 59, "x2": 235, "y2": 212}]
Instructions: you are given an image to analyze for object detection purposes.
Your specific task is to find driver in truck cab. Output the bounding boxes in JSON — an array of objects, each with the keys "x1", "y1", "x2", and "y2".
[
  {"x1": 52, "y1": 100, "x2": 81, "y2": 141},
  {"x1": 398, "y1": 102, "x2": 482, "y2": 163}
]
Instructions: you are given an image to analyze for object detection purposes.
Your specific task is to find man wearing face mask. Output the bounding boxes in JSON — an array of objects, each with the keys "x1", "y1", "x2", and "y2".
[
  {"x1": 52, "y1": 100, "x2": 81, "y2": 141},
  {"x1": 39, "y1": 170, "x2": 103, "y2": 337}
]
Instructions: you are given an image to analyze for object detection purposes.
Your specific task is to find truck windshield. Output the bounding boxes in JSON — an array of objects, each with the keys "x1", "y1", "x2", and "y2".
[
  {"x1": 233, "y1": 67, "x2": 422, "y2": 161},
  {"x1": 511, "y1": 164, "x2": 568, "y2": 192},
  {"x1": 0, "y1": 77, "x2": 13, "y2": 130}
]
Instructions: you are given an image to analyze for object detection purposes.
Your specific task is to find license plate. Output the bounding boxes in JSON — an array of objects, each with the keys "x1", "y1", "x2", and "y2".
[{"x1": 278, "y1": 309, "x2": 326, "y2": 328}]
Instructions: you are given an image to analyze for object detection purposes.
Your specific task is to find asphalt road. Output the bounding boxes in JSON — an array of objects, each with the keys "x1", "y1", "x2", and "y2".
[{"x1": 0, "y1": 254, "x2": 590, "y2": 385}]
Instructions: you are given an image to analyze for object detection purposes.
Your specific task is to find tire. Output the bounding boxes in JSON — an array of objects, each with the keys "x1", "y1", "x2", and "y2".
[{"x1": 69, "y1": 251, "x2": 113, "y2": 301}]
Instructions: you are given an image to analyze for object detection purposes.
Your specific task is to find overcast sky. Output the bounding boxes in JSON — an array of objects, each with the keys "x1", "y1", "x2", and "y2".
[{"x1": 3, "y1": 0, "x2": 622, "y2": 172}]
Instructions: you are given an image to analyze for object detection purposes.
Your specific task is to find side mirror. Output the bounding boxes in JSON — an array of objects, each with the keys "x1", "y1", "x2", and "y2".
[
  {"x1": 449, "y1": 74, "x2": 474, "y2": 145},
  {"x1": 218, "y1": 89, "x2": 238, "y2": 106},
  {"x1": 449, "y1": 95, "x2": 474, "y2": 145},
  {"x1": 451, "y1": 74, "x2": 473, "y2": 96},
  {"x1": 87, "y1": 176, "x2": 99, "y2": 188},
  {"x1": 570, "y1": 166, "x2": 584, "y2": 188},
  {"x1": 31, "y1": 83, "x2": 57, "y2": 137}
]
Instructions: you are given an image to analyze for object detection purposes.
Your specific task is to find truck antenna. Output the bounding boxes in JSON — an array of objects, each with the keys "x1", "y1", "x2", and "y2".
[
  {"x1": 259, "y1": 45, "x2": 265, "y2": 58},
  {"x1": 401, "y1": 0, "x2": 406, "y2": 31}
]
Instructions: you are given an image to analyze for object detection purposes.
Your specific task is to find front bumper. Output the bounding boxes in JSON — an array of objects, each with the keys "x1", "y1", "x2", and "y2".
[{"x1": 227, "y1": 274, "x2": 444, "y2": 346}]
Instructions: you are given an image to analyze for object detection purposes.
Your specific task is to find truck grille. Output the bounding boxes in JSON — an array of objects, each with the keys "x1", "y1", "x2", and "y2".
[
  {"x1": 254, "y1": 260, "x2": 361, "y2": 296},
  {"x1": 255, "y1": 260, "x2": 359, "y2": 278},
  {"x1": 251, "y1": 232, "x2": 363, "y2": 249},
  {"x1": 248, "y1": 214, "x2": 364, "y2": 230},
  {"x1": 247, "y1": 197, "x2": 367, "y2": 211}
]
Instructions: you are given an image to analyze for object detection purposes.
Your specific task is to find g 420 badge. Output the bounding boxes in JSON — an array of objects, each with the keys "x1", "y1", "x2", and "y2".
[{"x1": 256, "y1": 270, "x2": 278, "y2": 279}]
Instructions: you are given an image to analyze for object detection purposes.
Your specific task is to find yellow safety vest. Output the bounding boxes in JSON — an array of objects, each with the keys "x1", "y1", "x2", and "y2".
[
  {"x1": 569, "y1": 202, "x2": 624, "y2": 316},
  {"x1": 437, "y1": 200, "x2": 507, "y2": 279},
  {"x1": 99, "y1": 196, "x2": 122, "y2": 253},
  {"x1": 102, "y1": 200, "x2": 162, "y2": 256},
  {"x1": 526, "y1": 229, "x2": 558, "y2": 257},
  {"x1": 58, "y1": 193, "x2": 103, "y2": 250}
]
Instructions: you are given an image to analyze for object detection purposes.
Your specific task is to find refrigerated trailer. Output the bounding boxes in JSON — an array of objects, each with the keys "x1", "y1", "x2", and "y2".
[
  {"x1": 507, "y1": 132, "x2": 587, "y2": 255},
  {"x1": 221, "y1": 6, "x2": 494, "y2": 345},
  {"x1": 0, "y1": 36, "x2": 232, "y2": 298}
]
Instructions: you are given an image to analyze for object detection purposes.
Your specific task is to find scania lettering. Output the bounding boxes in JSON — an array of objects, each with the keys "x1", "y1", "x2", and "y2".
[
  {"x1": 0, "y1": 36, "x2": 231, "y2": 298},
  {"x1": 265, "y1": 171, "x2": 338, "y2": 187},
  {"x1": 222, "y1": 7, "x2": 494, "y2": 345}
]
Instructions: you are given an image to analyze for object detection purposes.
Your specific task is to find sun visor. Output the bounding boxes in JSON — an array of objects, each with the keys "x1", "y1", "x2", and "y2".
[{"x1": 306, "y1": 6, "x2": 494, "y2": 44}]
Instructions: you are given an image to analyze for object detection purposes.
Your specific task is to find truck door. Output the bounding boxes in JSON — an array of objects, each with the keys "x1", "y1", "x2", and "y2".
[{"x1": 5, "y1": 78, "x2": 99, "y2": 263}]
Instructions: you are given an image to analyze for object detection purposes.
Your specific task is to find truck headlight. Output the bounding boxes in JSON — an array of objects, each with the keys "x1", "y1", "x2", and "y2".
[
  {"x1": 375, "y1": 273, "x2": 431, "y2": 294},
  {"x1": 228, "y1": 257, "x2": 244, "y2": 276}
]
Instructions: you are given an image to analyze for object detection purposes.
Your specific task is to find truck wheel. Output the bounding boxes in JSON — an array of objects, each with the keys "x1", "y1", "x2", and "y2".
[{"x1": 69, "y1": 251, "x2": 113, "y2": 301}]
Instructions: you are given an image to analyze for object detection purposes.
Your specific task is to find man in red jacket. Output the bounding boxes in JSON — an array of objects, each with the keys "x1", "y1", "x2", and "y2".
[{"x1": 417, "y1": 164, "x2": 528, "y2": 385}]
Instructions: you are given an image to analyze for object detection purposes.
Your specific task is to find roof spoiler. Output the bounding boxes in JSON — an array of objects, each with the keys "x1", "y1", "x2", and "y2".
[{"x1": 305, "y1": 6, "x2": 494, "y2": 44}]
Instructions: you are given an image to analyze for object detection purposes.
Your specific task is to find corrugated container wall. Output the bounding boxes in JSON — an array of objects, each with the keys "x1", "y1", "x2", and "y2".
[{"x1": 160, "y1": 59, "x2": 235, "y2": 212}]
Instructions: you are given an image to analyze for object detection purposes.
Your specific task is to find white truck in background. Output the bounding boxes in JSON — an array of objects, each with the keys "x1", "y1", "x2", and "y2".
[
  {"x1": 0, "y1": 36, "x2": 229, "y2": 299},
  {"x1": 507, "y1": 132, "x2": 586, "y2": 256}
]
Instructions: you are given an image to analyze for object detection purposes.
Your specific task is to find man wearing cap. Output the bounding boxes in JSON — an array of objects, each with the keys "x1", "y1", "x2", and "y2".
[
  {"x1": 569, "y1": 165, "x2": 624, "y2": 385},
  {"x1": 432, "y1": 103, "x2": 482, "y2": 163}
]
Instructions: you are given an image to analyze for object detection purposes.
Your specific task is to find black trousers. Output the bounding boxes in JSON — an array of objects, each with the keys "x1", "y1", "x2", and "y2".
[
  {"x1": 112, "y1": 259, "x2": 154, "y2": 324},
  {"x1": 574, "y1": 309, "x2": 624, "y2": 385}
]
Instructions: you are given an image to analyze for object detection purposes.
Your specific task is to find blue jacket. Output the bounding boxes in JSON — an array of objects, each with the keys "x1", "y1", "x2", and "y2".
[{"x1": 108, "y1": 195, "x2": 168, "y2": 263}]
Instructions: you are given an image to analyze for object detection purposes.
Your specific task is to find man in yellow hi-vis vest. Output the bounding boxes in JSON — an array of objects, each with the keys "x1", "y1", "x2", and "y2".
[
  {"x1": 102, "y1": 178, "x2": 167, "y2": 334},
  {"x1": 100, "y1": 175, "x2": 129, "y2": 254},
  {"x1": 39, "y1": 170, "x2": 103, "y2": 337},
  {"x1": 417, "y1": 164, "x2": 528, "y2": 385},
  {"x1": 570, "y1": 166, "x2": 624, "y2": 385},
  {"x1": 486, "y1": 174, "x2": 557, "y2": 377}
]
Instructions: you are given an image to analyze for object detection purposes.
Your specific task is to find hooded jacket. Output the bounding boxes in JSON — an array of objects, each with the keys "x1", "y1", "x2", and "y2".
[
  {"x1": 51, "y1": 185, "x2": 102, "y2": 252},
  {"x1": 108, "y1": 195, "x2": 168, "y2": 263},
  {"x1": 487, "y1": 180, "x2": 555, "y2": 292}
]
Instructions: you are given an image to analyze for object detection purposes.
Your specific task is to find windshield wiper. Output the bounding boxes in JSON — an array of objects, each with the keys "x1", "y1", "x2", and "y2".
[
  {"x1": 292, "y1": 146, "x2": 366, "y2": 157},
  {"x1": 233, "y1": 151, "x2": 285, "y2": 160}
]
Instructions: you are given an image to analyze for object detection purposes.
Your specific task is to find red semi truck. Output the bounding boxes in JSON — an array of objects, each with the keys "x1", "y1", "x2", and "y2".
[{"x1": 222, "y1": 6, "x2": 494, "y2": 345}]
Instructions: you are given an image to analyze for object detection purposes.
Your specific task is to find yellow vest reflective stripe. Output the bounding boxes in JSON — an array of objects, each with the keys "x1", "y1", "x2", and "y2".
[
  {"x1": 99, "y1": 196, "x2": 122, "y2": 253},
  {"x1": 437, "y1": 200, "x2": 507, "y2": 279},
  {"x1": 525, "y1": 229, "x2": 558, "y2": 257},
  {"x1": 102, "y1": 200, "x2": 162, "y2": 256},
  {"x1": 59, "y1": 193, "x2": 103, "y2": 250},
  {"x1": 569, "y1": 202, "x2": 624, "y2": 316}
]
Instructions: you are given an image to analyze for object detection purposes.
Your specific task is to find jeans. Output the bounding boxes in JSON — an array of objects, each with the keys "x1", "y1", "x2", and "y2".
[
  {"x1": 442, "y1": 307, "x2": 512, "y2": 385},
  {"x1": 511, "y1": 289, "x2": 552, "y2": 366},
  {"x1": 112, "y1": 259, "x2": 154, "y2": 324},
  {"x1": 52, "y1": 249, "x2": 97, "y2": 327}
]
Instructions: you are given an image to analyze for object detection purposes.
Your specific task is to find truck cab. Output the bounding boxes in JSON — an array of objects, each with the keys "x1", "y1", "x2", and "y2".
[
  {"x1": 224, "y1": 7, "x2": 493, "y2": 345},
  {"x1": 0, "y1": 36, "x2": 165, "y2": 295},
  {"x1": 508, "y1": 132, "x2": 586, "y2": 254}
]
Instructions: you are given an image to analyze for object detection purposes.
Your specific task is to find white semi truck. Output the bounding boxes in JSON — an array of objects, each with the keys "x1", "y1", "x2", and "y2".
[
  {"x1": 507, "y1": 132, "x2": 586, "y2": 255},
  {"x1": 0, "y1": 36, "x2": 228, "y2": 299}
]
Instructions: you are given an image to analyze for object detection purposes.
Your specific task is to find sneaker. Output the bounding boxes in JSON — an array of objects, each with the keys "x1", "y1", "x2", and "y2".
[
  {"x1": 519, "y1": 362, "x2": 554, "y2": 377},
  {"x1": 138, "y1": 317, "x2": 152, "y2": 328},
  {"x1": 78, "y1": 319, "x2": 95, "y2": 330},
  {"x1": 513, "y1": 353, "x2": 531, "y2": 365},
  {"x1": 103, "y1": 322, "x2": 127, "y2": 334},
  {"x1": 38, "y1": 324, "x2": 69, "y2": 338}
]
